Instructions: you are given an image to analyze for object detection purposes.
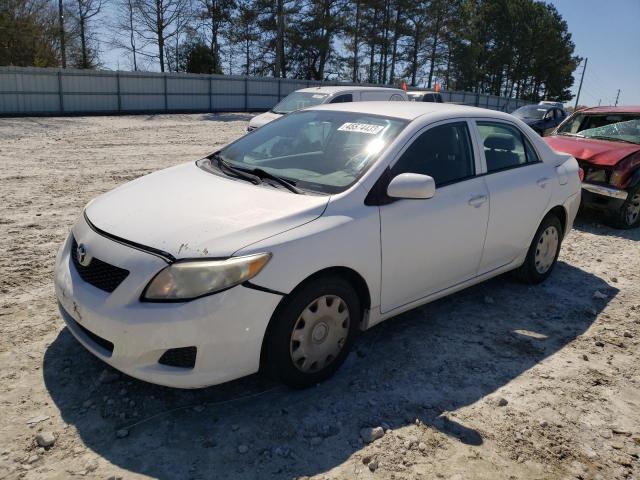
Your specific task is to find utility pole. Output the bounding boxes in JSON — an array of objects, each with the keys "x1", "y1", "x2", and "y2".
[
  {"x1": 598, "y1": 99, "x2": 601, "y2": 106},
  {"x1": 58, "y1": 0, "x2": 66, "y2": 68},
  {"x1": 615, "y1": 89, "x2": 621, "y2": 106},
  {"x1": 574, "y1": 57, "x2": 587, "y2": 110}
]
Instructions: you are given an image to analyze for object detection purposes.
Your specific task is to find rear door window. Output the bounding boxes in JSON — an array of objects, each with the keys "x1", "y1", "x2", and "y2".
[
  {"x1": 477, "y1": 122, "x2": 539, "y2": 172},
  {"x1": 330, "y1": 94, "x2": 353, "y2": 104}
]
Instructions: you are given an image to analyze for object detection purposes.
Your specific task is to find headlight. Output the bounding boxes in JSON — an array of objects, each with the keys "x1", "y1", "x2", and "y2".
[
  {"x1": 142, "y1": 253, "x2": 271, "y2": 301},
  {"x1": 610, "y1": 152, "x2": 640, "y2": 188}
]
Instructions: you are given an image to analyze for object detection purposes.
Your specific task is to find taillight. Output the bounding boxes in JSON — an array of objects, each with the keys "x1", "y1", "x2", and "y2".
[{"x1": 578, "y1": 167, "x2": 584, "y2": 182}]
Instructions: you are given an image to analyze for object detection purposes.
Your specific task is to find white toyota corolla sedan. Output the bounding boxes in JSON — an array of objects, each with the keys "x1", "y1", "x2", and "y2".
[{"x1": 54, "y1": 102, "x2": 581, "y2": 389}]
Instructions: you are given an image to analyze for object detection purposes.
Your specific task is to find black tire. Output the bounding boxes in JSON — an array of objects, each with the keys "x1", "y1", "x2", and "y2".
[
  {"x1": 514, "y1": 214, "x2": 563, "y2": 284},
  {"x1": 263, "y1": 276, "x2": 361, "y2": 389},
  {"x1": 609, "y1": 184, "x2": 640, "y2": 229}
]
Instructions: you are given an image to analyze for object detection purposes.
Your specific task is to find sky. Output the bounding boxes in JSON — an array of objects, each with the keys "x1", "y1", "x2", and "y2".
[
  {"x1": 101, "y1": 0, "x2": 640, "y2": 107},
  {"x1": 549, "y1": 0, "x2": 640, "y2": 107}
]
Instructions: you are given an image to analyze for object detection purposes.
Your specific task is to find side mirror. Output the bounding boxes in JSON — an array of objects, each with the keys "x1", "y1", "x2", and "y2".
[{"x1": 387, "y1": 173, "x2": 436, "y2": 200}]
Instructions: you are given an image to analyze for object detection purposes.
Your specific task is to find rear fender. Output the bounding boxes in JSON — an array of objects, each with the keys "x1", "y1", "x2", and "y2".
[{"x1": 554, "y1": 154, "x2": 579, "y2": 186}]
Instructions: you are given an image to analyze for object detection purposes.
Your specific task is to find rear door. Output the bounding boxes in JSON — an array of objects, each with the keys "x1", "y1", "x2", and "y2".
[
  {"x1": 361, "y1": 90, "x2": 392, "y2": 101},
  {"x1": 473, "y1": 120, "x2": 554, "y2": 274}
]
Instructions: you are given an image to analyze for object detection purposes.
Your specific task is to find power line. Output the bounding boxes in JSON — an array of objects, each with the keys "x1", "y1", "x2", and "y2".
[
  {"x1": 586, "y1": 66, "x2": 613, "y2": 94},
  {"x1": 579, "y1": 79, "x2": 609, "y2": 106},
  {"x1": 571, "y1": 59, "x2": 621, "y2": 107}
]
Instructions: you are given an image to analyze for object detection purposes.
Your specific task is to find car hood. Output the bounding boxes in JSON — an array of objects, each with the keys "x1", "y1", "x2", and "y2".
[
  {"x1": 544, "y1": 135, "x2": 640, "y2": 166},
  {"x1": 248, "y1": 111, "x2": 283, "y2": 129},
  {"x1": 85, "y1": 162, "x2": 329, "y2": 258}
]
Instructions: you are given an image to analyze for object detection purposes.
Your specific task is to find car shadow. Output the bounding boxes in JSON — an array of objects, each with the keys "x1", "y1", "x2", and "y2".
[
  {"x1": 43, "y1": 262, "x2": 614, "y2": 479},
  {"x1": 573, "y1": 209, "x2": 640, "y2": 241},
  {"x1": 201, "y1": 112, "x2": 255, "y2": 123}
]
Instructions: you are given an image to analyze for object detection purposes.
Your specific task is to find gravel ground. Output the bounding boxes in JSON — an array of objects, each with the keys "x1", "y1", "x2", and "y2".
[{"x1": 0, "y1": 114, "x2": 638, "y2": 480}]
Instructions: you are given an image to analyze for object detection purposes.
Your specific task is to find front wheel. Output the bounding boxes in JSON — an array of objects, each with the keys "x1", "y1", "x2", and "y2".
[
  {"x1": 514, "y1": 214, "x2": 563, "y2": 284},
  {"x1": 264, "y1": 276, "x2": 360, "y2": 389},
  {"x1": 610, "y1": 185, "x2": 640, "y2": 229}
]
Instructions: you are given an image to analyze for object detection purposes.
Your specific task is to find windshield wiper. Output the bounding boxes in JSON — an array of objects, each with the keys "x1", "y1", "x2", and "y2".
[
  {"x1": 588, "y1": 135, "x2": 639, "y2": 145},
  {"x1": 212, "y1": 154, "x2": 261, "y2": 185},
  {"x1": 250, "y1": 168, "x2": 303, "y2": 194},
  {"x1": 211, "y1": 154, "x2": 303, "y2": 194}
]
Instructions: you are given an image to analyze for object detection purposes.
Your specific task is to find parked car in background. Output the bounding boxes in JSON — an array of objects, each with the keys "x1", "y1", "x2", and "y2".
[
  {"x1": 407, "y1": 91, "x2": 444, "y2": 103},
  {"x1": 55, "y1": 102, "x2": 580, "y2": 389},
  {"x1": 512, "y1": 104, "x2": 567, "y2": 135},
  {"x1": 545, "y1": 106, "x2": 640, "y2": 228},
  {"x1": 246, "y1": 86, "x2": 407, "y2": 132}
]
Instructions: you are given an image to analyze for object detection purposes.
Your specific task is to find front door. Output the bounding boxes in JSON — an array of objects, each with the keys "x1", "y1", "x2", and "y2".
[{"x1": 379, "y1": 120, "x2": 490, "y2": 313}]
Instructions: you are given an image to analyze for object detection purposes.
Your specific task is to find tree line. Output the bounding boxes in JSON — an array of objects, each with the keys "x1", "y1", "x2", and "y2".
[{"x1": 0, "y1": 0, "x2": 580, "y2": 101}]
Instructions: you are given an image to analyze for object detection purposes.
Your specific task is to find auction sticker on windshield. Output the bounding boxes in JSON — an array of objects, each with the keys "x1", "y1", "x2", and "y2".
[{"x1": 338, "y1": 123, "x2": 385, "y2": 134}]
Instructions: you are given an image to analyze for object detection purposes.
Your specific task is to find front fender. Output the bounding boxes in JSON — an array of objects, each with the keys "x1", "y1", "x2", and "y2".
[{"x1": 234, "y1": 202, "x2": 381, "y2": 312}]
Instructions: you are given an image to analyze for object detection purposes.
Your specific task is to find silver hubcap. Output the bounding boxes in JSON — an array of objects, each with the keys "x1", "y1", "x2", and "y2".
[
  {"x1": 534, "y1": 226, "x2": 559, "y2": 274},
  {"x1": 625, "y1": 193, "x2": 640, "y2": 226},
  {"x1": 290, "y1": 295, "x2": 350, "y2": 373}
]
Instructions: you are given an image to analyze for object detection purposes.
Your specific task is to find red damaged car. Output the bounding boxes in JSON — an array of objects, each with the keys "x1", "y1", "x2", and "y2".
[{"x1": 545, "y1": 106, "x2": 640, "y2": 229}]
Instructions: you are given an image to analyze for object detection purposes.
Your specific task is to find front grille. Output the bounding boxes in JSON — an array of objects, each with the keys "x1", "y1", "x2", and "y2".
[
  {"x1": 158, "y1": 347, "x2": 197, "y2": 369},
  {"x1": 70, "y1": 237, "x2": 129, "y2": 293},
  {"x1": 578, "y1": 160, "x2": 611, "y2": 184}
]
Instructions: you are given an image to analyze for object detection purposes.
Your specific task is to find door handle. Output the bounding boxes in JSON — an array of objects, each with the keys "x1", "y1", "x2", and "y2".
[
  {"x1": 468, "y1": 195, "x2": 488, "y2": 207},
  {"x1": 537, "y1": 177, "x2": 550, "y2": 188}
]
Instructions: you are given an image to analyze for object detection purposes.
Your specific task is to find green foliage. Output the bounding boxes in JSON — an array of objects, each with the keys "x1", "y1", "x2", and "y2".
[
  {"x1": 178, "y1": 40, "x2": 219, "y2": 73},
  {"x1": 446, "y1": 0, "x2": 580, "y2": 101},
  {"x1": 0, "y1": 0, "x2": 60, "y2": 67},
  {"x1": 1, "y1": 0, "x2": 580, "y2": 102}
]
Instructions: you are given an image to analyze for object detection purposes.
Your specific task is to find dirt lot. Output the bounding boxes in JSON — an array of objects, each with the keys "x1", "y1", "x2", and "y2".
[{"x1": 0, "y1": 114, "x2": 638, "y2": 480}]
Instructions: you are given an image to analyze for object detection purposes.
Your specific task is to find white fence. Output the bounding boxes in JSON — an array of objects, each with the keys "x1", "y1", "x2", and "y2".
[{"x1": 0, "y1": 66, "x2": 530, "y2": 116}]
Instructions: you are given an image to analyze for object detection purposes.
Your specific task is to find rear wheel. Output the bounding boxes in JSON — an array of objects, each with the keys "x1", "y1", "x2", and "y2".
[
  {"x1": 610, "y1": 185, "x2": 640, "y2": 229},
  {"x1": 514, "y1": 214, "x2": 563, "y2": 284},
  {"x1": 264, "y1": 276, "x2": 360, "y2": 389}
]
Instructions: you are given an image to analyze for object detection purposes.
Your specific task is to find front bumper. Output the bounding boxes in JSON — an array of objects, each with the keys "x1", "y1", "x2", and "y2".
[
  {"x1": 54, "y1": 219, "x2": 283, "y2": 388},
  {"x1": 581, "y1": 182, "x2": 627, "y2": 213}
]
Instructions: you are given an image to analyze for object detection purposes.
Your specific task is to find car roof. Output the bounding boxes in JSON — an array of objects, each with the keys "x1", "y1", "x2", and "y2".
[
  {"x1": 296, "y1": 85, "x2": 404, "y2": 94},
  {"x1": 308, "y1": 101, "x2": 514, "y2": 121},
  {"x1": 518, "y1": 104, "x2": 553, "y2": 111},
  {"x1": 577, "y1": 105, "x2": 640, "y2": 114}
]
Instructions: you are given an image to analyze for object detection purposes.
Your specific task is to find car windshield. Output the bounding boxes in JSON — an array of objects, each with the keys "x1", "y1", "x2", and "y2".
[
  {"x1": 556, "y1": 113, "x2": 640, "y2": 144},
  {"x1": 212, "y1": 110, "x2": 408, "y2": 194},
  {"x1": 512, "y1": 105, "x2": 549, "y2": 120},
  {"x1": 271, "y1": 92, "x2": 330, "y2": 114}
]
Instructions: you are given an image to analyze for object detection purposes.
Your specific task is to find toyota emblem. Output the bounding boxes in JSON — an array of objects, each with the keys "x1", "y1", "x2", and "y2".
[{"x1": 76, "y1": 243, "x2": 92, "y2": 267}]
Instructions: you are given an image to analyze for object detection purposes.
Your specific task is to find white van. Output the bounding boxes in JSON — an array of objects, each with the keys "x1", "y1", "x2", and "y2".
[{"x1": 247, "y1": 86, "x2": 407, "y2": 132}]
